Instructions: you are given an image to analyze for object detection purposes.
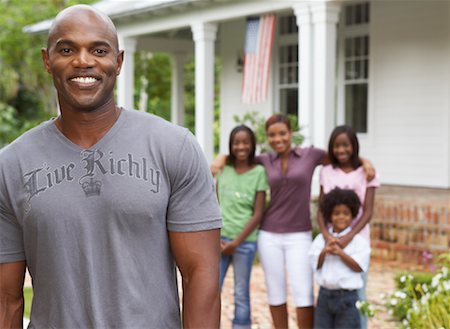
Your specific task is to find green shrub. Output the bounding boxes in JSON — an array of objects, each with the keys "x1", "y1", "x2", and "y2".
[
  {"x1": 383, "y1": 252, "x2": 450, "y2": 329},
  {"x1": 394, "y1": 271, "x2": 433, "y2": 291}
]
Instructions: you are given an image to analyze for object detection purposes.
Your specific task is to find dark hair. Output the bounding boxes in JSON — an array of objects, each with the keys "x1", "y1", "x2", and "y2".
[
  {"x1": 265, "y1": 113, "x2": 291, "y2": 131},
  {"x1": 319, "y1": 188, "x2": 361, "y2": 224},
  {"x1": 226, "y1": 125, "x2": 256, "y2": 167},
  {"x1": 328, "y1": 125, "x2": 361, "y2": 169}
]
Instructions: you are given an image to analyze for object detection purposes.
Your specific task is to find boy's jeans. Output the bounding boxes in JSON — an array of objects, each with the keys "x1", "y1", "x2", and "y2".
[
  {"x1": 357, "y1": 269, "x2": 369, "y2": 329},
  {"x1": 219, "y1": 237, "x2": 257, "y2": 329},
  {"x1": 314, "y1": 287, "x2": 361, "y2": 329}
]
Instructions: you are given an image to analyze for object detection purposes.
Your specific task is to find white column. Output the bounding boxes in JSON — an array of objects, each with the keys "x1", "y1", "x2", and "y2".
[
  {"x1": 191, "y1": 22, "x2": 217, "y2": 163},
  {"x1": 117, "y1": 37, "x2": 137, "y2": 110},
  {"x1": 294, "y1": 3, "x2": 313, "y2": 146},
  {"x1": 311, "y1": 2, "x2": 341, "y2": 149},
  {"x1": 170, "y1": 53, "x2": 187, "y2": 126}
]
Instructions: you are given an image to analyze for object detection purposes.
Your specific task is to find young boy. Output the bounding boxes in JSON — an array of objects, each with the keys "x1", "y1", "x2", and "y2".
[{"x1": 309, "y1": 188, "x2": 371, "y2": 329}]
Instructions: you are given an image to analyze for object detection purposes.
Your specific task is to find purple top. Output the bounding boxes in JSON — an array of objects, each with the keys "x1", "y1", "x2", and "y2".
[{"x1": 257, "y1": 146, "x2": 325, "y2": 233}]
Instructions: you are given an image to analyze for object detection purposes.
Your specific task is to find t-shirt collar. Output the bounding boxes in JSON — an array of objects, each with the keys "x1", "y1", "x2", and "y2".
[{"x1": 329, "y1": 226, "x2": 352, "y2": 237}]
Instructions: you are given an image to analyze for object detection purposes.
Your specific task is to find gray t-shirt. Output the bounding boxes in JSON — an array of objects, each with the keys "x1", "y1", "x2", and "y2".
[{"x1": 0, "y1": 109, "x2": 222, "y2": 328}]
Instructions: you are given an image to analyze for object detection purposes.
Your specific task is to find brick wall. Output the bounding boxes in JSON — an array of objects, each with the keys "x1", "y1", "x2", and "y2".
[{"x1": 371, "y1": 201, "x2": 450, "y2": 265}]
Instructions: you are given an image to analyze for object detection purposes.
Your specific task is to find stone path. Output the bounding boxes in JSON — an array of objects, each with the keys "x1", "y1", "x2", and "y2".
[{"x1": 220, "y1": 259, "x2": 402, "y2": 329}]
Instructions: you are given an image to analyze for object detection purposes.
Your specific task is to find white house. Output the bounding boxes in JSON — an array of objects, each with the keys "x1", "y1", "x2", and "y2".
[{"x1": 25, "y1": 0, "x2": 450, "y2": 190}]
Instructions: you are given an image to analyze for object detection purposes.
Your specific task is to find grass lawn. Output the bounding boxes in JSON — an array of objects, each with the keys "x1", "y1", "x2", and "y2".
[{"x1": 24, "y1": 287, "x2": 33, "y2": 318}]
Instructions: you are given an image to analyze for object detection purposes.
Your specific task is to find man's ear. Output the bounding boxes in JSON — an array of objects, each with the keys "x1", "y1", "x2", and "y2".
[
  {"x1": 41, "y1": 48, "x2": 51, "y2": 74},
  {"x1": 116, "y1": 50, "x2": 124, "y2": 76}
]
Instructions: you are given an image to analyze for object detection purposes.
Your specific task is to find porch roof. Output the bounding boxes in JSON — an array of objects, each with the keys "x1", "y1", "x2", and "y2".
[{"x1": 23, "y1": 0, "x2": 210, "y2": 34}]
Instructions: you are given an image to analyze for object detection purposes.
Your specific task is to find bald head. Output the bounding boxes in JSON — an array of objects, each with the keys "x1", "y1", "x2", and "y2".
[{"x1": 47, "y1": 5, "x2": 119, "y2": 53}]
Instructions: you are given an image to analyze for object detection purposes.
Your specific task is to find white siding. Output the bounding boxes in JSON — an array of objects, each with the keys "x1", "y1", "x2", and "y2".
[{"x1": 361, "y1": 0, "x2": 450, "y2": 188}]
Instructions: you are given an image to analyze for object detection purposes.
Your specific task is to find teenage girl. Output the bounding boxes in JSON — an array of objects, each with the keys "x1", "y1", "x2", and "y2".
[
  {"x1": 216, "y1": 125, "x2": 268, "y2": 329},
  {"x1": 317, "y1": 125, "x2": 380, "y2": 329}
]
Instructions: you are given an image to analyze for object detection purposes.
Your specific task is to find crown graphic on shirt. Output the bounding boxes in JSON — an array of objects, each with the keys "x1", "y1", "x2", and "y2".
[{"x1": 81, "y1": 177, "x2": 102, "y2": 197}]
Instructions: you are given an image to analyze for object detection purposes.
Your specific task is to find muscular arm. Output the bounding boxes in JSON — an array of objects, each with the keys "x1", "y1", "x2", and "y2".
[
  {"x1": 222, "y1": 191, "x2": 266, "y2": 255},
  {"x1": 169, "y1": 229, "x2": 221, "y2": 329},
  {"x1": 338, "y1": 187, "x2": 376, "y2": 248},
  {"x1": 0, "y1": 261, "x2": 26, "y2": 329}
]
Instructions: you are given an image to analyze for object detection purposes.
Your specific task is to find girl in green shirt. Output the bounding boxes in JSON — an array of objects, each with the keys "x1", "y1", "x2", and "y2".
[{"x1": 216, "y1": 125, "x2": 268, "y2": 329}]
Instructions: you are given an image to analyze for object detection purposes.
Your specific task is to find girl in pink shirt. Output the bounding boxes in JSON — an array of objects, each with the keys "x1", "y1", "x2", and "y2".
[{"x1": 317, "y1": 125, "x2": 380, "y2": 329}]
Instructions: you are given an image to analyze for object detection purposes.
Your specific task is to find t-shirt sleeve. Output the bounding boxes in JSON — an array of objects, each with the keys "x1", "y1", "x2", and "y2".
[
  {"x1": 166, "y1": 131, "x2": 222, "y2": 232},
  {"x1": 367, "y1": 171, "x2": 381, "y2": 189},
  {"x1": 319, "y1": 165, "x2": 328, "y2": 187},
  {"x1": 0, "y1": 158, "x2": 25, "y2": 263},
  {"x1": 255, "y1": 166, "x2": 269, "y2": 192}
]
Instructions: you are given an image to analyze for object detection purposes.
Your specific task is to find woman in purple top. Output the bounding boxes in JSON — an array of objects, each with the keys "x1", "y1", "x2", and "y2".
[{"x1": 256, "y1": 114, "x2": 324, "y2": 329}]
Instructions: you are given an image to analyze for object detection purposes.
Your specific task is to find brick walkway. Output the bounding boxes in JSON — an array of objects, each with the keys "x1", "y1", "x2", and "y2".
[{"x1": 220, "y1": 259, "x2": 402, "y2": 329}]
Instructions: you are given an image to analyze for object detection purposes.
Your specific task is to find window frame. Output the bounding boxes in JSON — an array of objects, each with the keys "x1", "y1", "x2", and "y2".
[
  {"x1": 337, "y1": 2, "x2": 371, "y2": 135},
  {"x1": 275, "y1": 14, "x2": 299, "y2": 117}
]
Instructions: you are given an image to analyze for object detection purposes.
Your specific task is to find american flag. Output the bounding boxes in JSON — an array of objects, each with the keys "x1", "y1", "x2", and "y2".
[{"x1": 242, "y1": 14, "x2": 276, "y2": 105}]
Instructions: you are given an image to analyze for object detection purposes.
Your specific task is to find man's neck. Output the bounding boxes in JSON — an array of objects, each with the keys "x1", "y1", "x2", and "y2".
[{"x1": 55, "y1": 105, "x2": 122, "y2": 149}]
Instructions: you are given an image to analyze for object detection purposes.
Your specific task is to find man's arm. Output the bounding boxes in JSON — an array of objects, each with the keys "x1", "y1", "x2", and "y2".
[
  {"x1": 169, "y1": 229, "x2": 221, "y2": 329},
  {"x1": 0, "y1": 261, "x2": 26, "y2": 329}
]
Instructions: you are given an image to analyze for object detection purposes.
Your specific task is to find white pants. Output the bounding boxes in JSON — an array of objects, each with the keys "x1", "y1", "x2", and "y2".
[{"x1": 257, "y1": 230, "x2": 314, "y2": 307}]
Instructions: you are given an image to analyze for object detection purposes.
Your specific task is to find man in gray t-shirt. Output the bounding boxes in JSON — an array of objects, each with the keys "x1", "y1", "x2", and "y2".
[{"x1": 0, "y1": 5, "x2": 222, "y2": 329}]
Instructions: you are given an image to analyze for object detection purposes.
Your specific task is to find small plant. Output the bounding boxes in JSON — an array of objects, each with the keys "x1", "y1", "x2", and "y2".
[
  {"x1": 233, "y1": 111, "x2": 304, "y2": 153},
  {"x1": 356, "y1": 300, "x2": 379, "y2": 318},
  {"x1": 383, "y1": 251, "x2": 450, "y2": 329}
]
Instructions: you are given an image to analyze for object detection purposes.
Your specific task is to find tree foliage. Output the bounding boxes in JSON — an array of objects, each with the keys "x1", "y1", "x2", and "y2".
[
  {"x1": 0, "y1": 0, "x2": 94, "y2": 146},
  {"x1": 134, "y1": 52, "x2": 221, "y2": 152}
]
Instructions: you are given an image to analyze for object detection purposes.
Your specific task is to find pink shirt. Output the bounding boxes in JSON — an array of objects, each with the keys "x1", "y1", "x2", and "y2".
[{"x1": 320, "y1": 164, "x2": 380, "y2": 241}]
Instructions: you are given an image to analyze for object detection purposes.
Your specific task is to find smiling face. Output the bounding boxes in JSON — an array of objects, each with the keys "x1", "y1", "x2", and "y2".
[
  {"x1": 332, "y1": 132, "x2": 354, "y2": 167},
  {"x1": 42, "y1": 6, "x2": 123, "y2": 113},
  {"x1": 330, "y1": 204, "x2": 353, "y2": 233},
  {"x1": 231, "y1": 130, "x2": 253, "y2": 163},
  {"x1": 266, "y1": 122, "x2": 292, "y2": 156}
]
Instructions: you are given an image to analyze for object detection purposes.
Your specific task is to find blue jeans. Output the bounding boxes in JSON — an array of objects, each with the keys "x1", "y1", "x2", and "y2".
[
  {"x1": 219, "y1": 237, "x2": 257, "y2": 328},
  {"x1": 314, "y1": 287, "x2": 361, "y2": 329}
]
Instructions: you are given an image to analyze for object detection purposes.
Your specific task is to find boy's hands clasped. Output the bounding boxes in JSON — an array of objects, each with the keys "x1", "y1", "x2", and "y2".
[{"x1": 324, "y1": 239, "x2": 343, "y2": 257}]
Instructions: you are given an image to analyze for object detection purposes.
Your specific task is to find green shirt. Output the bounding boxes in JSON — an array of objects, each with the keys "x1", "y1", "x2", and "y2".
[{"x1": 216, "y1": 164, "x2": 268, "y2": 242}]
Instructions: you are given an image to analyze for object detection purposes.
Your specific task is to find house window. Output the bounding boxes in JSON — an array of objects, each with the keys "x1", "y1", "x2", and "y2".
[
  {"x1": 342, "y1": 3, "x2": 370, "y2": 133},
  {"x1": 277, "y1": 15, "x2": 298, "y2": 117}
]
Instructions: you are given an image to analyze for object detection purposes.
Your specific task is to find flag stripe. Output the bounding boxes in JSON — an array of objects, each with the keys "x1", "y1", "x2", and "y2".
[{"x1": 242, "y1": 14, "x2": 276, "y2": 105}]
